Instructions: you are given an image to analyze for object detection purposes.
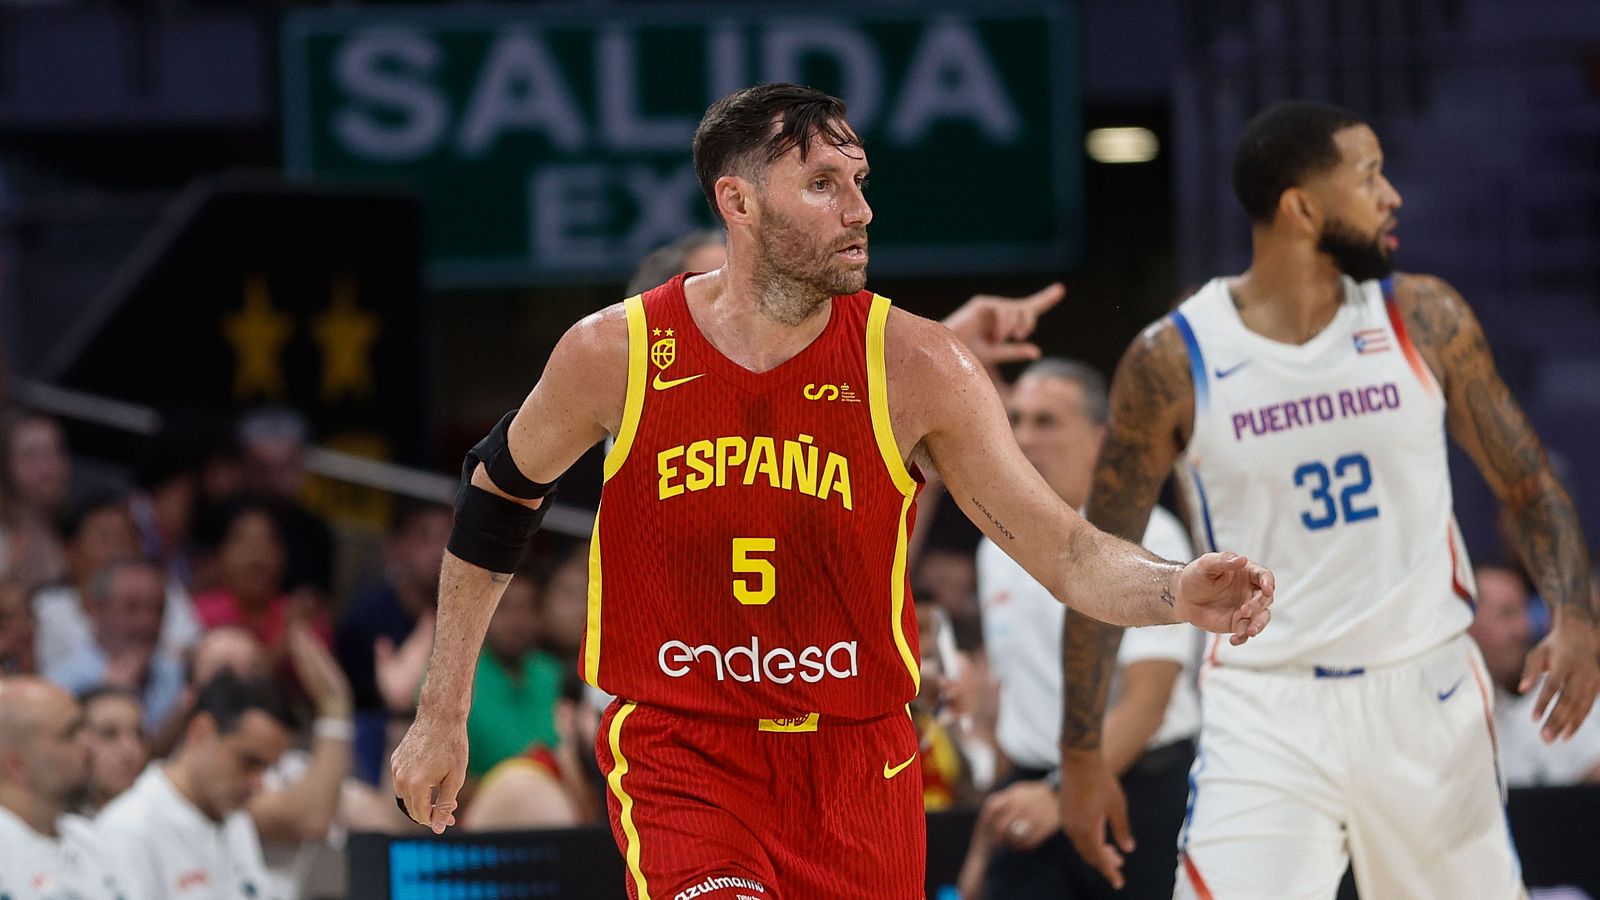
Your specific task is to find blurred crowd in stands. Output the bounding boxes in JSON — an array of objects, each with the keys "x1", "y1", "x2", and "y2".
[
  {"x1": 0, "y1": 400, "x2": 605, "y2": 897},
  {"x1": 0, "y1": 231, "x2": 1595, "y2": 899}
]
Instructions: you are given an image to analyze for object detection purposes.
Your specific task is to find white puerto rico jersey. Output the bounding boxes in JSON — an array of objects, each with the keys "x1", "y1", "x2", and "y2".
[{"x1": 1172, "y1": 274, "x2": 1475, "y2": 671}]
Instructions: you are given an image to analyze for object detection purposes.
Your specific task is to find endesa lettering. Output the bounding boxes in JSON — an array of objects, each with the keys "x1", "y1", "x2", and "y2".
[{"x1": 658, "y1": 636, "x2": 859, "y2": 683}]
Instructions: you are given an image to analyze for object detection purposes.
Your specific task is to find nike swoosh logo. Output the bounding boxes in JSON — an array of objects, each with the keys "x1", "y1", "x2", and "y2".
[
  {"x1": 883, "y1": 753, "x2": 917, "y2": 780},
  {"x1": 652, "y1": 372, "x2": 704, "y2": 391},
  {"x1": 1437, "y1": 677, "x2": 1464, "y2": 702},
  {"x1": 1213, "y1": 360, "x2": 1251, "y2": 379}
]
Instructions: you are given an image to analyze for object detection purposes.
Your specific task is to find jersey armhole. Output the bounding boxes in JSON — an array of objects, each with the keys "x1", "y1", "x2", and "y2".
[
  {"x1": 1380, "y1": 277, "x2": 1443, "y2": 396},
  {"x1": 602, "y1": 294, "x2": 648, "y2": 481},
  {"x1": 866, "y1": 294, "x2": 919, "y2": 498},
  {"x1": 1168, "y1": 308, "x2": 1213, "y2": 459}
]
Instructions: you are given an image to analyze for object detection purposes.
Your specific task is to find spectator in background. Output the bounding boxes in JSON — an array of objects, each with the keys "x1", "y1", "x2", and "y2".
[
  {"x1": 912, "y1": 601, "x2": 973, "y2": 812},
  {"x1": 336, "y1": 500, "x2": 449, "y2": 714},
  {"x1": 182, "y1": 623, "x2": 393, "y2": 897},
  {"x1": 182, "y1": 623, "x2": 357, "y2": 844},
  {"x1": 336, "y1": 499, "x2": 448, "y2": 784},
  {"x1": 191, "y1": 624, "x2": 272, "y2": 684},
  {"x1": 47, "y1": 558, "x2": 185, "y2": 733},
  {"x1": 32, "y1": 491, "x2": 141, "y2": 670},
  {"x1": 34, "y1": 491, "x2": 200, "y2": 672},
  {"x1": 0, "y1": 578, "x2": 36, "y2": 674},
  {"x1": 465, "y1": 566, "x2": 563, "y2": 779},
  {"x1": 914, "y1": 553, "x2": 1000, "y2": 798},
  {"x1": 915, "y1": 545, "x2": 980, "y2": 632},
  {"x1": 98, "y1": 671, "x2": 294, "y2": 900},
  {"x1": 201, "y1": 427, "x2": 246, "y2": 509},
  {"x1": 1469, "y1": 565, "x2": 1600, "y2": 787},
  {"x1": 186, "y1": 421, "x2": 246, "y2": 595},
  {"x1": 0, "y1": 677, "x2": 131, "y2": 899},
  {"x1": 252, "y1": 623, "x2": 356, "y2": 900},
  {"x1": 465, "y1": 672, "x2": 603, "y2": 832},
  {"x1": 624, "y1": 228, "x2": 727, "y2": 296},
  {"x1": 193, "y1": 500, "x2": 332, "y2": 659},
  {"x1": 960, "y1": 358, "x2": 1200, "y2": 900},
  {"x1": 237, "y1": 407, "x2": 334, "y2": 596},
  {"x1": 534, "y1": 539, "x2": 589, "y2": 664},
  {"x1": 129, "y1": 411, "x2": 211, "y2": 591},
  {"x1": 144, "y1": 625, "x2": 269, "y2": 762},
  {"x1": 78, "y1": 686, "x2": 146, "y2": 817},
  {"x1": 0, "y1": 409, "x2": 72, "y2": 589}
]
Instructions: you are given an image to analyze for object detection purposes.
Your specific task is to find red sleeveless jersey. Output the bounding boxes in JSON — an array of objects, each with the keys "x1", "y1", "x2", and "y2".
[{"x1": 580, "y1": 274, "x2": 924, "y2": 721}]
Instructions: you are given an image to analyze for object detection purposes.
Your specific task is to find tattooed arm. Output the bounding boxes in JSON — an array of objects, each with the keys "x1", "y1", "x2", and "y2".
[
  {"x1": 1058, "y1": 317, "x2": 1198, "y2": 887},
  {"x1": 1399, "y1": 273, "x2": 1598, "y2": 740},
  {"x1": 1065, "y1": 319, "x2": 1196, "y2": 748}
]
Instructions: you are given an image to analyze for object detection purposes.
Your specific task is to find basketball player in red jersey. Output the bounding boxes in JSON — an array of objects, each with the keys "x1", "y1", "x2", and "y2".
[{"x1": 393, "y1": 84, "x2": 1275, "y2": 899}]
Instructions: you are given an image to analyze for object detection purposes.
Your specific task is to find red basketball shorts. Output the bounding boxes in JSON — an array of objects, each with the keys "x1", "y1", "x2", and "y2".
[{"x1": 595, "y1": 699, "x2": 926, "y2": 900}]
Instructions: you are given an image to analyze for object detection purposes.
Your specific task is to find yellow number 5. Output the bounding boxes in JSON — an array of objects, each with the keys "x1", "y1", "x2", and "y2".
[{"x1": 732, "y1": 538, "x2": 776, "y2": 606}]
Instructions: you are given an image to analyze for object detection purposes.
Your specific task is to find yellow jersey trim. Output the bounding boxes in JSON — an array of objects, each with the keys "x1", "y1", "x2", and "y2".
[
  {"x1": 582, "y1": 502, "x2": 604, "y2": 686},
  {"x1": 605, "y1": 701, "x2": 651, "y2": 900},
  {"x1": 587, "y1": 295, "x2": 642, "y2": 685},
  {"x1": 603, "y1": 294, "x2": 648, "y2": 482},
  {"x1": 868, "y1": 294, "x2": 921, "y2": 691},
  {"x1": 866, "y1": 294, "x2": 917, "y2": 499},
  {"x1": 890, "y1": 491, "x2": 921, "y2": 692},
  {"x1": 758, "y1": 713, "x2": 820, "y2": 733}
]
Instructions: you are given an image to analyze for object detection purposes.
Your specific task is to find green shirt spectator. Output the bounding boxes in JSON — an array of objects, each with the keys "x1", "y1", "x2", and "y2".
[{"x1": 466, "y1": 574, "x2": 565, "y2": 777}]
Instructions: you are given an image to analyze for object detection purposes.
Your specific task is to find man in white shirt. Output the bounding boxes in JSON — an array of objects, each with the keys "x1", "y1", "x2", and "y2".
[
  {"x1": 960, "y1": 358, "x2": 1202, "y2": 899},
  {"x1": 33, "y1": 492, "x2": 199, "y2": 674},
  {"x1": 46, "y1": 558, "x2": 186, "y2": 732},
  {"x1": 1469, "y1": 566, "x2": 1600, "y2": 787},
  {"x1": 0, "y1": 676, "x2": 131, "y2": 900},
  {"x1": 98, "y1": 671, "x2": 294, "y2": 900}
]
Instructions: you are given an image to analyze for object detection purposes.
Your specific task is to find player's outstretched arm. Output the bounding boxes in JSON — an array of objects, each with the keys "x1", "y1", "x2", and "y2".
[
  {"x1": 1400, "y1": 274, "x2": 1599, "y2": 741},
  {"x1": 894, "y1": 309, "x2": 1272, "y2": 634},
  {"x1": 392, "y1": 306, "x2": 626, "y2": 832}
]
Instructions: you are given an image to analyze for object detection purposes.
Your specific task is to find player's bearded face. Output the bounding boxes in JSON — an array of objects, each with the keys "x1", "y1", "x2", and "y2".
[
  {"x1": 756, "y1": 198, "x2": 869, "y2": 298},
  {"x1": 1318, "y1": 214, "x2": 1394, "y2": 281}
]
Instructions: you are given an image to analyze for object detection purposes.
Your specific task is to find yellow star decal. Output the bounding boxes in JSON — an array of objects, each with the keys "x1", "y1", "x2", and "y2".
[
  {"x1": 222, "y1": 274, "x2": 292, "y2": 401},
  {"x1": 653, "y1": 328, "x2": 662, "y2": 336},
  {"x1": 665, "y1": 328, "x2": 675, "y2": 337},
  {"x1": 312, "y1": 275, "x2": 381, "y2": 403}
]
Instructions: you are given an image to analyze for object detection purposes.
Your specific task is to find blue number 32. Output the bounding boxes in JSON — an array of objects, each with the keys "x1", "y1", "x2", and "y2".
[{"x1": 1293, "y1": 453, "x2": 1380, "y2": 530}]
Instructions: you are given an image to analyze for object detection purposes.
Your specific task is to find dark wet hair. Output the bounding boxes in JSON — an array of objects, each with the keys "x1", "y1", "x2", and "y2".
[{"x1": 693, "y1": 83, "x2": 859, "y2": 224}]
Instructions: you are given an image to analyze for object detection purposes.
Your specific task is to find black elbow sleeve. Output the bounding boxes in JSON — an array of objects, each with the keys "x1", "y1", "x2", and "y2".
[
  {"x1": 467, "y1": 410, "x2": 559, "y2": 501},
  {"x1": 447, "y1": 483, "x2": 549, "y2": 574},
  {"x1": 448, "y1": 410, "x2": 561, "y2": 573}
]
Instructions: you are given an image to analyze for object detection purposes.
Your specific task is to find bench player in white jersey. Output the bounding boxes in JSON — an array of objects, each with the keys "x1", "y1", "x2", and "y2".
[{"x1": 1056, "y1": 100, "x2": 1600, "y2": 899}]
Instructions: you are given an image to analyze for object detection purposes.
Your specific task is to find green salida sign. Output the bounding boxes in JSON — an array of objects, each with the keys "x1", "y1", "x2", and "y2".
[{"x1": 283, "y1": 3, "x2": 1080, "y2": 286}]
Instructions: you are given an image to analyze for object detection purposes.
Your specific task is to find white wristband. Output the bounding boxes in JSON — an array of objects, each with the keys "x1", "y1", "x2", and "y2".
[{"x1": 313, "y1": 717, "x2": 355, "y2": 742}]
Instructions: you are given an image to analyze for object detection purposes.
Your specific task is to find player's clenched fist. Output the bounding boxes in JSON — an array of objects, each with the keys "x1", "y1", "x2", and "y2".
[
  {"x1": 391, "y1": 714, "x2": 469, "y2": 834},
  {"x1": 1174, "y1": 551, "x2": 1275, "y2": 644}
]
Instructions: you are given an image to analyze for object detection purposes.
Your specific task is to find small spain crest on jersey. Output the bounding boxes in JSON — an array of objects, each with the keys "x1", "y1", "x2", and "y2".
[{"x1": 651, "y1": 337, "x2": 676, "y2": 370}]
